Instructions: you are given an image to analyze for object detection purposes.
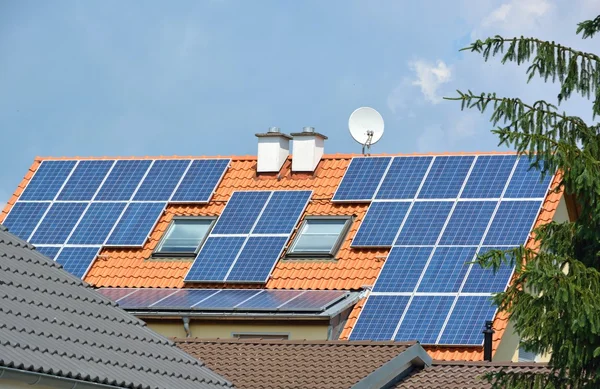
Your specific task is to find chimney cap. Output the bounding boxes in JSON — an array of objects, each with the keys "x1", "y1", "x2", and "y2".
[
  {"x1": 255, "y1": 127, "x2": 292, "y2": 139},
  {"x1": 290, "y1": 127, "x2": 328, "y2": 139}
]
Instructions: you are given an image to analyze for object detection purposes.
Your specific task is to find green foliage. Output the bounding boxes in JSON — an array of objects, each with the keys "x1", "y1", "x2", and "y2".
[{"x1": 447, "y1": 16, "x2": 600, "y2": 389}]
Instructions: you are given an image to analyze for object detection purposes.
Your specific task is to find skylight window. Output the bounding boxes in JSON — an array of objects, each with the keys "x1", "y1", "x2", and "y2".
[
  {"x1": 153, "y1": 217, "x2": 215, "y2": 257},
  {"x1": 287, "y1": 217, "x2": 351, "y2": 258}
]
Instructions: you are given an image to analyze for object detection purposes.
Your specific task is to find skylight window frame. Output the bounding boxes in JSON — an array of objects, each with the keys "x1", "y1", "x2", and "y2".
[
  {"x1": 286, "y1": 216, "x2": 353, "y2": 259},
  {"x1": 152, "y1": 216, "x2": 216, "y2": 258}
]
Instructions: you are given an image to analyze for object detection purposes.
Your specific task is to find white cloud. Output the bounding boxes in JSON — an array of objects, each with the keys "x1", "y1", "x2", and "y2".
[
  {"x1": 478, "y1": 0, "x2": 552, "y2": 34},
  {"x1": 409, "y1": 59, "x2": 452, "y2": 104}
]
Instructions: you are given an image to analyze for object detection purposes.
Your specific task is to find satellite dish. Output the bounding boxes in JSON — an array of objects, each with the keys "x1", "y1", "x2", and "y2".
[{"x1": 348, "y1": 107, "x2": 384, "y2": 155}]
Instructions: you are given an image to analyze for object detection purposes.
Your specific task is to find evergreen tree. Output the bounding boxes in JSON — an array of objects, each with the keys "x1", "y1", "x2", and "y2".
[{"x1": 446, "y1": 15, "x2": 600, "y2": 388}]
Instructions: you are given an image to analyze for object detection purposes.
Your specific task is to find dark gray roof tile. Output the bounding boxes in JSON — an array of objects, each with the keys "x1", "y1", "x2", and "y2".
[{"x1": 0, "y1": 226, "x2": 233, "y2": 389}]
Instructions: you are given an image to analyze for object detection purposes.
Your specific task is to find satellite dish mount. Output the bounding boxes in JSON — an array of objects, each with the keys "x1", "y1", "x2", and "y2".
[{"x1": 348, "y1": 107, "x2": 384, "y2": 156}]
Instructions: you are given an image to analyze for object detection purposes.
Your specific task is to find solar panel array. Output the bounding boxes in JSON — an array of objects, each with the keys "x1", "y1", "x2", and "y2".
[
  {"x1": 3, "y1": 158, "x2": 230, "y2": 278},
  {"x1": 97, "y1": 287, "x2": 349, "y2": 313},
  {"x1": 345, "y1": 155, "x2": 553, "y2": 345},
  {"x1": 185, "y1": 190, "x2": 312, "y2": 283}
]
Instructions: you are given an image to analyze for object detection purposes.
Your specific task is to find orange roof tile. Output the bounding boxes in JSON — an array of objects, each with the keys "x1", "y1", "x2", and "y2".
[{"x1": 0, "y1": 152, "x2": 565, "y2": 361}]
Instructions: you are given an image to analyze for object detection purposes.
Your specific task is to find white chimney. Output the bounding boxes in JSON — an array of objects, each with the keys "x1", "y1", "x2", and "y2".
[
  {"x1": 291, "y1": 127, "x2": 327, "y2": 172},
  {"x1": 255, "y1": 127, "x2": 292, "y2": 173}
]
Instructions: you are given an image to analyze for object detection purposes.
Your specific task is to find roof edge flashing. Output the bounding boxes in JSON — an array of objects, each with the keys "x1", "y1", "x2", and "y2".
[{"x1": 351, "y1": 343, "x2": 432, "y2": 389}]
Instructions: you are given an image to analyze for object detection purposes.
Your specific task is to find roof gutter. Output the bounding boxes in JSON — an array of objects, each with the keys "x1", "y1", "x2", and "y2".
[
  {"x1": 0, "y1": 367, "x2": 122, "y2": 389},
  {"x1": 350, "y1": 344, "x2": 432, "y2": 389}
]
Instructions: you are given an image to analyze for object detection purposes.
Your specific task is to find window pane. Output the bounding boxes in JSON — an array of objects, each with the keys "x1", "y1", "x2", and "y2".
[
  {"x1": 158, "y1": 219, "x2": 212, "y2": 253},
  {"x1": 290, "y1": 219, "x2": 348, "y2": 254},
  {"x1": 301, "y1": 219, "x2": 346, "y2": 234}
]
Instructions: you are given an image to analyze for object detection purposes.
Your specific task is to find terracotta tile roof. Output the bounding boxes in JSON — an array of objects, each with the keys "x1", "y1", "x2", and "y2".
[
  {"x1": 175, "y1": 338, "x2": 416, "y2": 389},
  {"x1": 393, "y1": 361, "x2": 551, "y2": 388}
]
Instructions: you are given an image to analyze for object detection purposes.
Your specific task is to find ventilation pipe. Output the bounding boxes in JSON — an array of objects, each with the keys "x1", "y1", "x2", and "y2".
[
  {"x1": 255, "y1": 127, "x2": 292, "y2": 173},
  {"x1": 483, "y1": 320, "x2": 494, "y2": 362},
  {"x1": 291, "y1": 127, "x2": 327, "y2": 172}
]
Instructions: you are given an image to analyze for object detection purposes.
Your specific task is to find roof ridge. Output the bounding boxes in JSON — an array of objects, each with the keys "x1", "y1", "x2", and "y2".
[
  {"x1": 173, "y1": 338, "x2": 417, "y2": 346},
  {"x1": 432, "y1": 361, "x2": 549, "y2": 367}
]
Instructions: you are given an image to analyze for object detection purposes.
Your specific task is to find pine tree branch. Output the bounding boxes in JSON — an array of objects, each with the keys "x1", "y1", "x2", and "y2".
[{"x1": 577, "y1": 15, "x2": 600, "y2": 39}]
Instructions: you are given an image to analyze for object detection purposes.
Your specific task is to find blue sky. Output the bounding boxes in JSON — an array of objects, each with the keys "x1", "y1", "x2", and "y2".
[{"x1": 1, "y1": 0, "x2": 598, "y2": 204}]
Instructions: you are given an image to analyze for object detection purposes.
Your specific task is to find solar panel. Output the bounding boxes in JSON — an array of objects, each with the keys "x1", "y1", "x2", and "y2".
[
  {"x1": 252, "y1": 191, "x2": 312, "y2": 234},
  {"x1": 116, "y1": 288, "x2": 179, "y2": 308},
  {"x1": 95, "y1": 160, "x2": 152, "y2": 201},
  {"x1": 171, "y1": 159, "x2": 230, "y2": 202},
  {"x1": 152, "y1": 289, "x2": 220, "y2": 309},
  {"x1": 504, "y1": 157, "x2": 552, "y2": 198},
  {"x1": 211, "y1": 191, "x2": 271, "y2": 235},
  {"x1": 133, "y1": 160, "x2": 190, "y2": 201},
  {"x1": 439, "y1": 296, "x2": 497, "y2": 345},
  {"x1": 30, "y1": 202, "x2": 88, "y2": 244},
  {"x1": 349, "y1": 295, "x2": 410, "y2": 341},
  {"x1": 55, "y1": 246, "x2": 101, "y2": 278},
  {"x1": 68, "y1": 202, "x2": 127, "y2": 244},
  {"x1": 394, "y1": 296, "x2": 454, "y2": 344},
  {"x1": 352, "y1": 202, "x2": 410, "y2": 247},
  {"x1": 2, "y1": 202, "x2": 50, "y2": 240},
  {"x1": 333, "y1": 157, "x2": 391, "y2": 202},
  {"x1": 277, "y1": 290, "x2": 348, "y2": 311},
  {"x1": 394, "y1": 202, "x2": 453, "y2": 245},
  {"x1": 195, "y1": 289, "x2": 260, "y2": 309},
  {"x1": 34, "y1": 246, "x2": 61, "y2": 260},
  {"x1": 57, "y1": 160, "x2": 114, "y2": 201},
  {"x1": 376, "y1": 157, "x2": 432, "y2": 199},
  {"x1": 105, "y1": 202, "x2": 166, "y2": 246},
  {"x1": 418, "y1": 156, "x2": 474, "y2": 199},
  {"x1": 372, "y1": 247, "x2": 433, "y2": 293},
  {"x1": 97, "y1": 288, "x2": 138, "y2": 303},
  {"x1": 439, "y1": 201, "x2": 497, "y2": 245},
  {"x1": 462, "y1": 247, "x2": 516, "y2": 293},
  {"x1": 234, "y1": 290, "x2": 302, "y2": 309},
  {"x1": 19, "y1": 160, "x2": 76, "y2": 201},
  {"x1": 225, "y1": 236, "x2": 288, "y2": 282},
  {"x1": 417, "y1": 247, "x2": 476, "y2": 293},
  {"x1": 484, "y1": 201, "x2": 541, "y2": 245},
  {"x1": 184, "y1": 236, "x2": 246, "y2": 282},
  {"x1": 461, "y1": 155, "x2": 516, "y2": 198}
]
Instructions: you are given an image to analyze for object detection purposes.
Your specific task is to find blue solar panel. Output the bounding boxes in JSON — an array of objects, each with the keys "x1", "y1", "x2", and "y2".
[
  {"x1": 461, "y1": 155, "x2": 516, "y2": 198},
  {"x1": 106, "y1": 202, "x2": 165, "y2": 246},
  {"x1": 277, "y1": 290, "x2": 347, "y2": 310},
  {"x1": 19, "y1": 161, "x2": 76, "y2": 201},
  {"x1": 235, "y1": 290, "x2": 302, "y2": 309},
  {"x1": 211, "y1": 191, "x2": 271, "y2": 235},
  {"x1": 484, "y1": 201, "x2": 541, "y2": 245},
  {"x1": 349, "y1": 295, "x2": 410, "y2": 341},
  {"x1": 133, "y1": 160, "x2": 190, "y2": 201},
  {"x1": 3, "y1": 202, "x2": 50, "y2": 240},
  {"x1": 152, "y1": 289, "x2": 219, "y2": 309},
  {"x1": 439, "y1": 296, "x2": 497, "y2": 345},
  {"x1": 373, "y1": 247, "x2": 433, "y2": 293},
  {"x1": 30, "y1": 202, "x2": 88, "y2": 244},
  {"x1": 333, "y1": 157, "x2": 391, "y2": 201},
  {"x1": 418, "y1": 247, "x2": 476, "y2": 293},
  {"x1": 116, "y1": 288, "x2": 179, "y2": 308},
  {"x1": 352, "y1": 202, "x2": 411, "y2": 247},
  {"x1": 226, "y1": 236, "x2": 288, "y2": 282},
  {"x1": 57, "y1": 160, "x2": 114, "y2": 201},
  {"x1": 171, "y1": 159, "x2": 230, "y2": 202},
  {"x1": 376, "y1": 157, "x2": 432, "y2": 199},
  {"x1": 35, "y1": 246, "x2": 61, "y2": 260},
  {"x1": 418, "y1": 156, "x2": 474, "y2": 199},
  {"x1": 195, "y1": 289, "x2": 260, "y2": 309},
  {"x1": 97, "y1": 288, "x2": 137, "y2": 302},
  {"x1": 184, "y1": 236, "x2": 246, "y2": 281},
  {"x1": 439, "y1": 201, "x2": 497, "y2": 245},
  {"x1": 394, "y1": 296, "x2": 454, "y2": 344},
  {"x1": 252, "y1": 191, "x2": 311, "y2": 234},
  {"x1": 505, "y1": 157, "x2": 552, "y2": 198},
  {"x1": 462, "y1": 247, "x2": 516, "y2": 293},
  {"x1": 68, "y1": 202, "x2": 127, "y2": 244},
  {"x1": 394, "y1": 202, "x2": 453, "y2": 245},
  {"x1": 55, "y1": 246, "x2": 100, "y2": 278},
  {"x1": 95, "y1": 160, "x2": 152, "y2": 201}
]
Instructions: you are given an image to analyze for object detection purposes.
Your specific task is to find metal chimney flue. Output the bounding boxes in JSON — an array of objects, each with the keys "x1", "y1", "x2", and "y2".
[{"x1": 483, "y1": 320, "x2": 494, "y2": 362}]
